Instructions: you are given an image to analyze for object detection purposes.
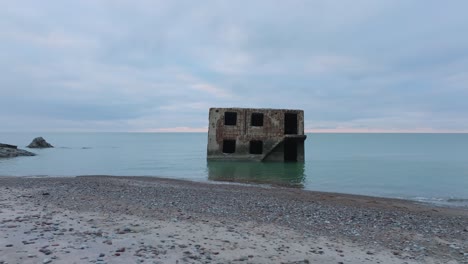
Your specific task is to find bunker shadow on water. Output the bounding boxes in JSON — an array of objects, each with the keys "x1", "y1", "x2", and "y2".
[{"x1": 206, "y1": 161, "x2": 306, "y2": 188}]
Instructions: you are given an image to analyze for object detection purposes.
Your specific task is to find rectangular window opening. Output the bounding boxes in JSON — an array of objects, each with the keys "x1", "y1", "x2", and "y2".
[
  {"x1": 222, "y1": 139, "x2": 236, "y2": 153},
  {"x1": 249, "y1": 140, "x2": 263, "y2": 154},
  {"x1": 251, "y1": 113, "x2": 264, "y2": 126},
  {"x1": 224, "y1": 112, "x2": 237, "y2": 126}
]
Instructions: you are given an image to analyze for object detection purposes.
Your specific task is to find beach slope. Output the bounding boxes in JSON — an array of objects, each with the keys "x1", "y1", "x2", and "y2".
[{"x1": 1, "y1": 176, "x2": 467, "y2": 263}]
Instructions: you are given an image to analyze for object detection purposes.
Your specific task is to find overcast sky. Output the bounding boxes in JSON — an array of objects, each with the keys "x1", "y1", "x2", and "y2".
[{"x1": 1, "y1": 1, "x2": 468, "y2": 132}]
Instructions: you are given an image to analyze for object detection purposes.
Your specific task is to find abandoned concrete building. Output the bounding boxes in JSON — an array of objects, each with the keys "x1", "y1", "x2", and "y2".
[{"x1": 207, "y1": 108, "x2": 307, "y2": 162}]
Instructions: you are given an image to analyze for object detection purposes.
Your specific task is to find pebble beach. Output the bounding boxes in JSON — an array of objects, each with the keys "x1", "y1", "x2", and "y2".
[{"x1": 1, "y1": 176, "x2": 467, "y2": 263}]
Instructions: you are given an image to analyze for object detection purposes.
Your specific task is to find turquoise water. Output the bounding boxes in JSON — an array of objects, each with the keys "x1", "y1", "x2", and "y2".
[{"x1": 1, "y1": 133, "x2": 467, "y2": 207}]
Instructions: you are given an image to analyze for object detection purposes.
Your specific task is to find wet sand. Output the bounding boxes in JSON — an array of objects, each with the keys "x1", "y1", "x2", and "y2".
[{"x1": 1, "y1": 176, "x2": 467, "y2": 263}]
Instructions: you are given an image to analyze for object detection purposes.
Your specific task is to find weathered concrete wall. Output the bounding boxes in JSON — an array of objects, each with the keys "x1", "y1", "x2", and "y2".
[
  {"x1": 207, "y1": 108, "x2": 306, "y2": 162},
  {"x1": 262, "y1": 142, "x2": 285, "y2": 162}
]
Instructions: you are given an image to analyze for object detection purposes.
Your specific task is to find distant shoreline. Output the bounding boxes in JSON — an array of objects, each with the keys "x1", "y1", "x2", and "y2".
[
  {"x1": 1, "y1": 174, "x2": 467, "y2": 209},
  {"x1": 1, "y1": 173, "x2": 466, "y2": 214},
  {"x1": 0, "y1": 174, "x2": 468, "y2": 211}
]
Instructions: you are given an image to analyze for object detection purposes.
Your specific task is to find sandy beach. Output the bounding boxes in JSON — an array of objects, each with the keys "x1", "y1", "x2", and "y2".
[{"x1": 1, "y1": 176, "x2": 467, "y2": 264}]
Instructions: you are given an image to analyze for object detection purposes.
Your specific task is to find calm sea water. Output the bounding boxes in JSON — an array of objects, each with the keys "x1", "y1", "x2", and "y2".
[{"x1": 1, "y1": 133, "x2": 467, "y2": 207}]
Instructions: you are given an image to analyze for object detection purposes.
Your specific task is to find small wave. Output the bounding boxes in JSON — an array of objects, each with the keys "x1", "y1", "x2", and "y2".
[
  {"x1": 412, "y1": 196, "x2": 445, "y2": 202},
  {"x1": 56, "y1": 147, "x2": 93, "y2": 149},
  {"x1": 447, "y1": 198, "x2": 468, "y2": 203},
  {"x1": 411, "y1": 196, "x2": 468, "y2": 208}
]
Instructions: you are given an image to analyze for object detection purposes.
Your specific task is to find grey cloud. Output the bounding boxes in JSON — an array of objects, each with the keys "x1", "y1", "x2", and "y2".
[{"x1": 2, "y1": 0, "x2": 468, "y2": 131}]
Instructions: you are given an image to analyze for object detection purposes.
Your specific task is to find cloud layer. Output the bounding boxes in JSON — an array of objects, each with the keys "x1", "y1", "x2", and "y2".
[{"x1": 1, "y1": 0, "x2": 468, "y2": 132}]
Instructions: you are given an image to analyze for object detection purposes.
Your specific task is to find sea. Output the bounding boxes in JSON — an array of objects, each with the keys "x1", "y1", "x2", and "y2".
[{"x1": 1, "y1": 133, "x2": 467, "y2": 207}]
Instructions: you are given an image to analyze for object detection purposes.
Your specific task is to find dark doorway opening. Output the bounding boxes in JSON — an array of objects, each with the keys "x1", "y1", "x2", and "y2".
[
  {"x1": 222, "y1": 139, "x2": 236, "y2": 153},
  {"x1": 249, "y1": 140, "x2": 263, "y2": 154},
  {"x1": 284, "y1": 140, "x2": 297, "y2": 161},
  {"x1": 284, "y1": 113, "x2": 298, "y2": 134}
]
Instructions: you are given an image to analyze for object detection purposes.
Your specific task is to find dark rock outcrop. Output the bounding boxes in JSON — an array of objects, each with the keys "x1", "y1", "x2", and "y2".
[
  {"x1": 27, "y1": 137, "x2": 53, "y2": 148},
  {"x1": 0, "y1": 143, "x2": 18, "y2": 149},
  {"x1": 0, "y1": 143, "x2": 36, "y2": 158}
]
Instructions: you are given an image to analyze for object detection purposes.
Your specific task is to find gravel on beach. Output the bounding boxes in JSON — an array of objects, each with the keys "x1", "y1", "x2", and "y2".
[{"x1": 0, "y1": 176, "x2": 467, "y2": 263}]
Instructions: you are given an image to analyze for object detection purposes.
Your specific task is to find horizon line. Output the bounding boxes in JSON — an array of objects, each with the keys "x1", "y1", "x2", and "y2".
[
  {"x1": 135, "y1": 127, "x2": 468, "y2": 133},
  {"x1": 2, "y1": 128, "x2": 468, "y2": 134}
]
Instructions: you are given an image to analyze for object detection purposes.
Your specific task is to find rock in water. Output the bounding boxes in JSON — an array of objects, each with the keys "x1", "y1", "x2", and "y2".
[
  {"x1": 27, "y1": 137, "x2": 53, "y2": 148},
  {"x1": 0, "y1": 143, "x2": 36, "y2": 158},
  {"x1": 0, "y1": 143, "x2": 17, "y2": 149}
]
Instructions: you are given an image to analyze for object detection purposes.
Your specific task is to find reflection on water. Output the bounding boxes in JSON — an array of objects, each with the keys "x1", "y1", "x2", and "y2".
[{"x1": 207, "y1": 161, "x2": 306, "y2": 188}]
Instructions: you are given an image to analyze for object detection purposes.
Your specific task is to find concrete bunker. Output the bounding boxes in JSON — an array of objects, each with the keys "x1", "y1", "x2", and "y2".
[{"x1": 207, "y1": 108, "x2": 307, "y2": 162}]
